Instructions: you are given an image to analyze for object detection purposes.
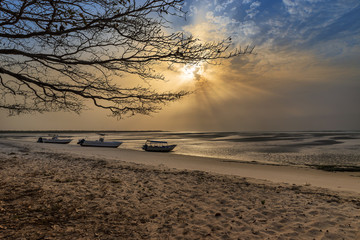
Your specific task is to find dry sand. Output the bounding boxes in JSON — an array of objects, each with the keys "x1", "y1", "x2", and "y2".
[{"x1": 0, "y1": 140, "x2": 359, "y2": 239}]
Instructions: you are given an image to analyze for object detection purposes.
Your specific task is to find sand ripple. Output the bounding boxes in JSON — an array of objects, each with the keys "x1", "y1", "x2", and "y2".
[{"x1": 0, "y1": 148, "x2": 359, "y2": 239}]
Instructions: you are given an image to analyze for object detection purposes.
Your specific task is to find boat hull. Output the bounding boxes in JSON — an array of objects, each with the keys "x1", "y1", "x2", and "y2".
[
  {"x1": 142, "y1": 145, "x2": 176, "y2": 152},
  {"x1": 38, "y1": 137, "x2": 72, "y2": 144},
  {"x1": 79, "y1": 140, "x2": 122, "y2": 148}
]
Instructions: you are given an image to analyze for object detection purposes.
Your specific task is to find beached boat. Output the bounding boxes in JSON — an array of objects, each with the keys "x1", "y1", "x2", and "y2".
[
  {"x1": 37, "y1": 135, "x2": 72, "y2": 144},
  {"x1": 142, "y1": 140, "x2": 176, "y2": 152},
  {"x1": 77, "y1": 137, "x2": 122, "y2": 148}
]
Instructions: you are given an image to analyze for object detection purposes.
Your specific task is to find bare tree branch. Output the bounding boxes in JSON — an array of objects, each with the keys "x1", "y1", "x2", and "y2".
[{"x1": 0, "y1": 0, "x2": 253, "y2": 117}]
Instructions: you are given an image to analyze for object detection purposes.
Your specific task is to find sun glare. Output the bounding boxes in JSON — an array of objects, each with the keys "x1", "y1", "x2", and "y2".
[{"x1": 180, "y1": 64, "x2": 204, "y2": 82}]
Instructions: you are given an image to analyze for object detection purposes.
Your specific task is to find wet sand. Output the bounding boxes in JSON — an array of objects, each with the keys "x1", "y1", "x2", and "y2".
[
  {"x1": 0, "y1": 140, "x2": 359, "y2": 239},
  {"x1": 4, "y1": 140, "x2": 360, "y2": 193}
]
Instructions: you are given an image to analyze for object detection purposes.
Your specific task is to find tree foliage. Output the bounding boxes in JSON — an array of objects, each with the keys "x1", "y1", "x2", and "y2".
[{"x1": 0, "y1": 0, "x2": 253, "y2": 117}]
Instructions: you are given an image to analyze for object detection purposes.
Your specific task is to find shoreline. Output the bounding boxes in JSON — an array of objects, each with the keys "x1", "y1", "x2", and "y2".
[
  {"x1": 1, "y1": 139, "x2": 360, "y2": 195},
  {"x1": 0, "y1": 140, "x2": 360, "y2": 239}
]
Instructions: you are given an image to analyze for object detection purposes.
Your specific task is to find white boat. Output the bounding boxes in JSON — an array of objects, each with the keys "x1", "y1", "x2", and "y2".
[
  {"x1": 77, "y1": 137, "x2": 122, "y2": 148},
  {"x1": 142, "y1": 140, "x2": 176, "y2": 152},
  {"x1": 37, "y1": 135, "x2": 72, "y2": 144}
]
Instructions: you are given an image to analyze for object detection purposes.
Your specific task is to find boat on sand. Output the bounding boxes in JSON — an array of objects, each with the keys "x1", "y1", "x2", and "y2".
[
  {"x1": 142, "y1": 140, "x2": 176, "y2": 152},
  {"x1": 37, "y1": 135, "x2": 72, "y2": 144},
  {"x1": 77, "y1": 137, "x2": 122, "y2": 148}
]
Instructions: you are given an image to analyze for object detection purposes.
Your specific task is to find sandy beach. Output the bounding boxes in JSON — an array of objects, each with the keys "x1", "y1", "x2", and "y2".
[{"x1": 0, "y1": 140, "x2": 359, "y2": 239}]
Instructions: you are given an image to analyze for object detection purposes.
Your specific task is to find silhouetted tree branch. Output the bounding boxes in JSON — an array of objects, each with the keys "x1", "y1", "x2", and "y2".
[{"x1": 0, "y1": 0, "x2": 253, "y2": 117}]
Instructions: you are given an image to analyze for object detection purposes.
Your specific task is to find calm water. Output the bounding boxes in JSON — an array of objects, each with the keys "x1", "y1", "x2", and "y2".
[{"x1": 1, "y1": 131, "x2": 360, "y2": 167}]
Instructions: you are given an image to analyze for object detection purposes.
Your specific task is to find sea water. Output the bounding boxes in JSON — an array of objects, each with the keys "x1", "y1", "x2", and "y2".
[{"x1": 1, "y1": 131, "x2": 360, "y2": 167}]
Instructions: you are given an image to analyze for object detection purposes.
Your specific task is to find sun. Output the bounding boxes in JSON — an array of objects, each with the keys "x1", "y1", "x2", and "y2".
[{"x1": 180, "y1": 63, "x2": 204, "y2": 82}]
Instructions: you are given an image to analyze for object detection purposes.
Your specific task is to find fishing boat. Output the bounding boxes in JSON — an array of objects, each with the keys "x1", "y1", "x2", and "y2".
[
  {"x1": 142, "y1": 140, "x2": 176, "y2": 152},
  {"x1": 77, "y1": 137, "x2": 122, "y2": 148},
  {"x1": 37, "y1": 135, "x2": 72, "y2": 144}
]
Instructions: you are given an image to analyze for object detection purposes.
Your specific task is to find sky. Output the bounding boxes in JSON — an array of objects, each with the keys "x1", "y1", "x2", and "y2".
[{"x1": 1, "y1": 0, "x2": 360, "y2": 131}]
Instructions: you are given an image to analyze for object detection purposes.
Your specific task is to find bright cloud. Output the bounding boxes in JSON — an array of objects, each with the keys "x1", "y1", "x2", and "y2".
[{"x1": 172, "y1": 0, "x2": 360, "y2": 130}]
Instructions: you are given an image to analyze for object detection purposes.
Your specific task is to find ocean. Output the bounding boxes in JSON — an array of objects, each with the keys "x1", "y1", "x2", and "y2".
[{"x1": 1, "y1": 130, "x2": 360, "y2": 168}]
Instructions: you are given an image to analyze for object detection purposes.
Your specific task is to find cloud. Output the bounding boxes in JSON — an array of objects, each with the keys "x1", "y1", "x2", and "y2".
[
  {"x1": 282, "y1": 0, "x2": 315, "y2": 18},
  {"x1": 246, "y1": 1, "x2": 261, "y2": 19},
  {"x1": 188, "y1": 0, "x2": 360, "y2": 53},
  {"x1": 170, "y1": 0, "x2": 360, "y2": 130},
  {"x1": 279, "y1": 0, "x2": 360, "y2": 48},
  {"x1": 3, "y1": 0, "x2": 359, "y2": 131},
  {"x1": 214, "y1": 0, "x2": 235, "y2": 12},
  {"x1": 242, "y1": 0, "x2": 254, "y2": 4}
]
